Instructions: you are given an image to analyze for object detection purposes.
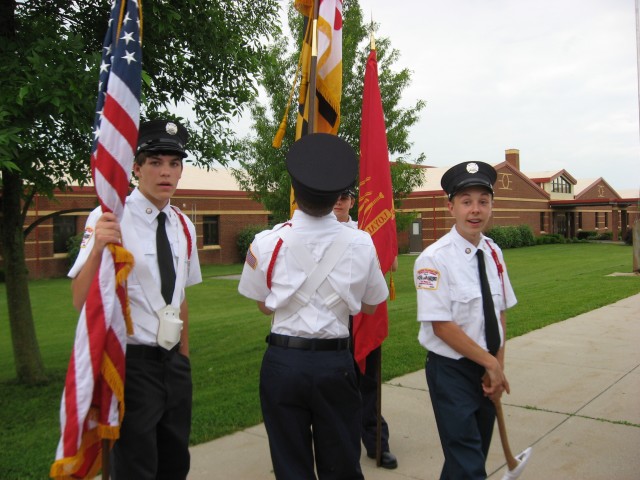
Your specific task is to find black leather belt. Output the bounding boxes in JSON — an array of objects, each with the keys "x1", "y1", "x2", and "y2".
[
  {"x1": 126, "y1": 344, "x2": 180, "y2": 360},
  {"x1": 267, "y1": 333, "x2": 350, "y2": 351}
]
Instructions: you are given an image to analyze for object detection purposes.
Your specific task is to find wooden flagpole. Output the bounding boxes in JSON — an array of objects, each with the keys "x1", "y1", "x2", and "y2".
[
  {"x1": 375, "y1": 346, "x2": 383, "y2": 467},
  {"x1": 307, "y1": 0, "x2": 319, "y2": 134},
  {"x1": 102, "y1": 439, "x2": 110, "y2": 479},
  {"x1": 367, "y1": 26, "x2": 384, "y2": 468}
]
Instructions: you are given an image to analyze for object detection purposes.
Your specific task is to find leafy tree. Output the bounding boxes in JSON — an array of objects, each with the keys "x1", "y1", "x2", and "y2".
[
  {"x1": 233, "y1": 0, "x2": 426, "y2": 223},
  {"x1": 0, "y1": 0, "x2": 280, "y2": 384}
]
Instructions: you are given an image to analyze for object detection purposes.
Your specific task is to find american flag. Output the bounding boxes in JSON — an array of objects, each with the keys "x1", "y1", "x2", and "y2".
[{"x1": 50, "y1": 1, "x2": 141, "y2": 477}]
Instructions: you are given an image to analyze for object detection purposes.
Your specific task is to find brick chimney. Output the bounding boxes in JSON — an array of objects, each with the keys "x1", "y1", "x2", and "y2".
[{"x1": 505, "y1": 148, "x2": 520, "y2": 170}]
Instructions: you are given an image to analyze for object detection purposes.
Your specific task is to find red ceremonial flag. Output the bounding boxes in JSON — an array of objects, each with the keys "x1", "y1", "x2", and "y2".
[
  {"x1": 353, "y1": 46, "x2": 397, "y2": 373},
  {"x1": 50, "y1": 1, "x2": 141, "y2": 478}
]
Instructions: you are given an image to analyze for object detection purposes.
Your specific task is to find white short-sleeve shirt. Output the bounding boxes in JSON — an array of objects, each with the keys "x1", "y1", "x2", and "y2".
[
  {"x1": 414, "y1": 226, "x2": 517, "y2": 359},
  {"x1": 238, "y1": 210, "x2": 389, "y2": 339},
  {"x1": 69, "y1": 188, "x2": 202, "y2": 346},
  {"x1": 343, "y1": 216, "x2": 358, "y2": 230}
]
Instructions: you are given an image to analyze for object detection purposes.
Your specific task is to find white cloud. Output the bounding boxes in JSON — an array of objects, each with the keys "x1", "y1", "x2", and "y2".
[{"x1": 361, "y1": 0, "x2": 639, "y2": 189}]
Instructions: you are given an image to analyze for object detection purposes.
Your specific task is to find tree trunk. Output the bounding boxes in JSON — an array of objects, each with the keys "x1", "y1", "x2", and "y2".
[{"x1": 1, "y1": 169, "x2": 47, "y2": 384}]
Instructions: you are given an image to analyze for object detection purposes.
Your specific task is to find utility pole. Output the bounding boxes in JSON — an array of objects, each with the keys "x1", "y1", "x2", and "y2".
[{"x1": 634, "y1": 0, "x2": 640, "y2": 272}]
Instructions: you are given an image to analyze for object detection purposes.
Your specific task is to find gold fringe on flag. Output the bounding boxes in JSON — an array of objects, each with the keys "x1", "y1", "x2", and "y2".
[
  {"x1": 272, "y1": 5, "x2": 313, "y2": 148},
  {"x1": 272, "y1": 50, "x2": 305, "y2": 148},
  {"x1": 294, "y1": 0, "x2": 314, "y2": 17},
  {"x1": 389, "y1": 272, "x2": 396, "y2": 301},
  {"x1": 108, "y1": 243, "x2": 135, "y2": 335},
  {"x1": 100, "y1": 351, "x2": 126, "y2": 433}
]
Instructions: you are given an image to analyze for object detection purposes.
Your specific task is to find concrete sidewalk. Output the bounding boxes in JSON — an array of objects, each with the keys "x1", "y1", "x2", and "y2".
[{"x1": 189, "y1": 294, "x2": 640, "y2": 479}]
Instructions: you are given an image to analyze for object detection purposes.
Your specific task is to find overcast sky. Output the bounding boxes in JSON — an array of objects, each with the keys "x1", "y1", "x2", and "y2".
[{"x1": 354, "y1": 0, "x2": 639, "y2": 192}]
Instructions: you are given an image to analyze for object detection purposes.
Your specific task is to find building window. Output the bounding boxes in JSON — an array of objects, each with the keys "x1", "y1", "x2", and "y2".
[
  {"x1": 594, "y1": 212, "x2": 599, "y2": 228},
  {"x1": 551, "y1": 176, "x2": 572, "y2": 194},
  {"x1": 203, "y1": 215, "x2": 220, "y2": 246},
  {"x1": 539, "y1": 212, "x2": 545, "y2": 232},
  {"x1": 604, "y1": 212, "x2": 608, "y2": 228},
  {"x1": 578, "y1": 212, "x2": 583, "y2": 229},
  {"x1": 53, "y1": 216, "x2": 78, "y2": 254}
]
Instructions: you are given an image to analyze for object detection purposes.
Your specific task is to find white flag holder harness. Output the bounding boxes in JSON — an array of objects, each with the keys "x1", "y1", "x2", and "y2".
[
  {"x1": 122, "y1": 206, "x2": 191, "y2": 349},
  {"x1": 273, "y1": 226, "x2": 352, "y2": 325}
]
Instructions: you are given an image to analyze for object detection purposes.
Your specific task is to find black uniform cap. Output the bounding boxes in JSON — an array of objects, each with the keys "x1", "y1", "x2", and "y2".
[
  {"x1": 286, "y1": 133, "x2": 358, "y2": 206},
  {"x1": 136, "y1": 119, "x2": 188, "y2": 158},
  {"x1": 341, "y1": 188, "x2": 356, "y2": 198},
  {"x1": 441, "y1": 161, "x2": 497, "y2": 200}
]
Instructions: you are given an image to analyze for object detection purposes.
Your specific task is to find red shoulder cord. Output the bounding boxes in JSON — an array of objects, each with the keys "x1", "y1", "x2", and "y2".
[
  {"x1": 485, "y1": 239, "x2": 506, "y2": 307},
  {"x1": 266, "y1": 223, "x2": 291, "y2": 289},
  {"x1": 171, "y1": 206, "x2": 192, "y2": 260}
]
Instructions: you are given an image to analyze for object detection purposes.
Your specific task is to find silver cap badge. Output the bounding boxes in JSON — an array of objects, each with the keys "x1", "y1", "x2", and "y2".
[{"x1": 165, "y1": 122, "x2": 178, "y2": 135}]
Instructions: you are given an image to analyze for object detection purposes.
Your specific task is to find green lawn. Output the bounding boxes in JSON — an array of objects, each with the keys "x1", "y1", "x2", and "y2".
[{"x1": 1, "y1": 243, "x2": 638, "y2": 479}]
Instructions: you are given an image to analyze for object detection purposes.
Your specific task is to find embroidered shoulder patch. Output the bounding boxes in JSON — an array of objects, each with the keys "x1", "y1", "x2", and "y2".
[
  {"x1": 80, "y1": 227, "x2": 94, "y2": 248},
  {"x1": 245, "y1": 245, "x2": 258, "y2": 270},
  {"x1": 416, "y1": 268, "x2": 440, "y2": 290}
]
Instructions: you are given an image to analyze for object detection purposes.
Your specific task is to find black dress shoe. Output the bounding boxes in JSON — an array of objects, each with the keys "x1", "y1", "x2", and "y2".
[{"x1": 367, "y1": 451, "x2": 398, "y2": 469}]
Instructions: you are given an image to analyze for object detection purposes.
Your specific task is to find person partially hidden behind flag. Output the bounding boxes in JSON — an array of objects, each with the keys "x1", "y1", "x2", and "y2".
[
  {"x1": 413, "y1": 161, "x2": 517, "y2": 479},
  {"x1": 333, "y1": 189, "x2": 399, "y2": 469},
  {"x1": 238, "y1": 133, "x2": 389, "y2": 480},
  {"x1": 69, "y1": 119, "x2": 202, "y2": 479}
]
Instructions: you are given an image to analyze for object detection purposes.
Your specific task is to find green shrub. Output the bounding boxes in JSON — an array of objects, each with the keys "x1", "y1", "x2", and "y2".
[
  {"x1": 536, "y1": 233, "x2": 565, "y2": 244},
  {"x1": 595, "y1": 231, "x2": 613, "y2": 241},
  {"x1": 486, "y1": 224, "x2": 536, "y2": 249},
  {"x1": 577, "y1": 230, "x2": 596, "y2": 240},
  {"x1": 486, "y1": 225, "x2": 507, "y2": 248},
  {"x1": 517, "y1": 225, "x2": 535, "y2": 246},
  {"x1": 236, "y1": 225, "x2": 268, "y2": 259}
]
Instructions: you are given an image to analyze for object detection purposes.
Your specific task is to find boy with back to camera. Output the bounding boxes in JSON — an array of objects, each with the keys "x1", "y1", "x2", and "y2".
[{"x1": 238, "y1": 133, "x2": 389, "y2": 479}]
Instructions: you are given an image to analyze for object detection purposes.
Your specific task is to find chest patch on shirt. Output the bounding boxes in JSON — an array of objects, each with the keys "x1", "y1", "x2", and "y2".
[
  {"x1": 245, "y1": 245, "x2": 258, "y2": 270},
  {"x1": 80, "y1": 227, "x2": 94, "y2": 248},
  {"x1": 416, "y1": 268, "x2": 440, "y2": 290}
]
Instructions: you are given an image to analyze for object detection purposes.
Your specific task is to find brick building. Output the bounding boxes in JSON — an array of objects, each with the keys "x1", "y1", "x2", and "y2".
[
  {"x1": 2, "y1": 149, "x2": 638, "y2": 278},
  {"x1": 399, "y1": 149, "x2": 638, "y2": 253},
  {"x1": 13, "y1": 166, "x2": 268, "y2": 279}
]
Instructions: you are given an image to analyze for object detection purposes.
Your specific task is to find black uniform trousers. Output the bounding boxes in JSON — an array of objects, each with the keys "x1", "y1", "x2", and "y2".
[
  {"x1": 358, "y1": 346, "x2": 390, "y2": 455},
  {"x1": 426, "y1": 351, "x2": 496, "y2": 480},
  {"x1": 260, "y1": 345, "x2": 364, "y2": 480},
  {"x1": 111, "y1": 345, "x2": 192, "y2": 480}
]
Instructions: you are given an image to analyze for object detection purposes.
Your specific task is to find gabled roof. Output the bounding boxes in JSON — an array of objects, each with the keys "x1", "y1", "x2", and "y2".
[
  {"x1": 574, "y1": 177, "x2": 620, "y2": 200},
  {"x1": 178, "y1": 164, "x2": 241, "y2": 191},
  {"x1": 411, "y1": 161, "x2": 549, "y2": 199},
  {"x1": 412, "y1": 166, "x2": 449, "y2": 194},
  {"x1": 573, "y1": 178, "x2": 598, "y2": 196},
  {"x1": 525, "y1": 169, "x2": 577, "y2": 185},
  {"x1": 494, "y1": 161, "x2": 551, "y2": 199},
  {"x1": 616, "y1": 188, "x2": 640, "y2": 199}
]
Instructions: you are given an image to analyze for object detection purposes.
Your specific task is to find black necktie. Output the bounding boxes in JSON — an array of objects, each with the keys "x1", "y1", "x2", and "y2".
[
  {"x1": 156, "y1": 212, "x2": 175, "y2": 305},
  {"x1": 477, "y1": 249, "x2": 500, "y2": 356}
]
